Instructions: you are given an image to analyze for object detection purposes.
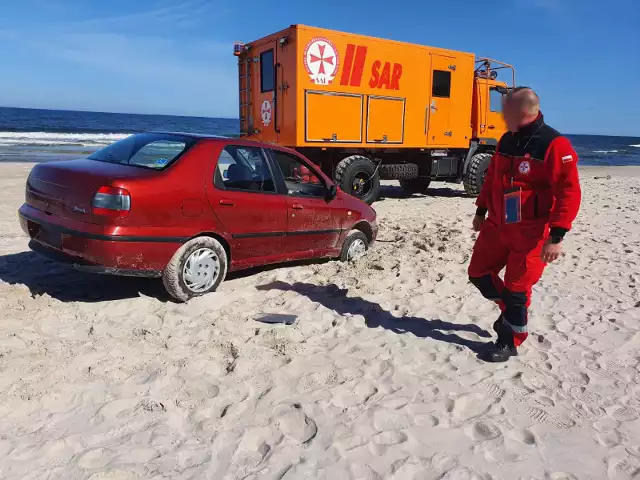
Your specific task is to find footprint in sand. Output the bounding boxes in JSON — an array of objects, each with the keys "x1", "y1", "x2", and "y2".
[
  {"x1": 613, "y1": 406, "x2": 639, "y2": 423},
  {"x1": 595, "y1": 429, "x2": 624, "y2": 448},
  {"x1": 522, "y1": 406, "x2": 576, "y2": 429},
  {"x1": 464, "y1": 421, "x2": 501, "y2": 441},
  {"x1": 509, "y1": 428, "x2": 537, "y2": 445},
  {"x1": 274, "y1": 404, "x2": 317, "y2": 444},
  {"x1": 373, "y1": 409, "x2": 413, "y2": 431},
  {"x1": 445, "y1": 393, "x2": 496, "y2": 423},
  {"x1": 78, "y1": 448, "x2": 116, "y2": 470},
  {"x1": 372, "y1": 431, "x2": 408, "y2": 446}
]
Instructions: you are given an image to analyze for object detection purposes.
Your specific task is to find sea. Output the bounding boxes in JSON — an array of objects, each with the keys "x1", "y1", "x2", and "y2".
[{"x1": 1, "y1": 106, "x2": 639, "y2": 166}]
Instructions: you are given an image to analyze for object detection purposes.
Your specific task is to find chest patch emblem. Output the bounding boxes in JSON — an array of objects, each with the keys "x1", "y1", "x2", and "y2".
[{"x1": 519, "y1": 160, "x2": 531, "y2": 175}]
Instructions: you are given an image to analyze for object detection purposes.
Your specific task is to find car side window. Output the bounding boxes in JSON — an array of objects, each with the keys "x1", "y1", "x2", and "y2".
[
  {"x1": 270, "y1": 150, "x2": 326, "y2": 198},
  {"x1": 214, "y1": 145, "x2": 275, "y2": 193}
]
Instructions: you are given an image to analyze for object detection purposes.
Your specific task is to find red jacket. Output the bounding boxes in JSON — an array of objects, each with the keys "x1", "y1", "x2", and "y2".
[{"x1": 476, "y1": 114, "x2": 582, "y2": 236}]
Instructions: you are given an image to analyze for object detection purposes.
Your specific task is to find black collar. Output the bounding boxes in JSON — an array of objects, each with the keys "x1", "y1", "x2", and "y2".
[{"x1": 515, "y1": 113, "x2": 545, "y2": 137}]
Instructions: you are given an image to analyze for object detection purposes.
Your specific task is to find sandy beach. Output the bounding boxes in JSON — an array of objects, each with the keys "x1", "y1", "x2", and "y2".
[{"x1": 0, "y1": 162, "x2": 639, "y2": 479}]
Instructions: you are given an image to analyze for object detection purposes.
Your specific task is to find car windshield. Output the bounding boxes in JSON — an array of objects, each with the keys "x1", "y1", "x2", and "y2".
[{"x1": 88, "y1": 133, "x2": 196, "y2": 170}]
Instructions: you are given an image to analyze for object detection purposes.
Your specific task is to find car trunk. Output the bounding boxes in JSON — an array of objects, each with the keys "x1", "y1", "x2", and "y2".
[{"x1": 26, "y1": 159, "x2": 156, "y2": 225}]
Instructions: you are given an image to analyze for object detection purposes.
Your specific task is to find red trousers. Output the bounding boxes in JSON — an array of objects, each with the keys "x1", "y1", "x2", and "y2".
[{"x1": 468, "y1": 219, "x2": 548, "y2": 347}]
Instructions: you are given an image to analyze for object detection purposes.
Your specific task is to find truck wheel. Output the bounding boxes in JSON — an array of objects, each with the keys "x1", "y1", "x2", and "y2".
[
  {"x1": 379, "y1": 163, "x2": 419, "y2": 180},
  {"x1": 463, "y1": 152, "x2": 493, "y2": 197},
  {"x1": 334, "y1": 155, "x2": 380, "y2": 204},
  {"x1": 339, "y1": 230, "x2": 369, "y2": 262},
  {"x1": 162, "y1": 236, "x2": 228, "y2": 302},
  {"x1": 399, "y1": 177, "x2": 431, "y2": 196}
]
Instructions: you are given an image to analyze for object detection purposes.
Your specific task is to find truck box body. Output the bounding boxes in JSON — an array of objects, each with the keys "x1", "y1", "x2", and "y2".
[{"x1": 236, "y1": 25, "x2": 514, "y2": 202}]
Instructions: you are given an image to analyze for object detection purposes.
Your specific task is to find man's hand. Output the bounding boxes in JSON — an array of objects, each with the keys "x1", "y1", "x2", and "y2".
[
  {"x1": 541, "y1": 240, "x2": 562, "y2": 263},
  {"x1": 472, "y1": 215, "x2": 485, "y2": 232}
]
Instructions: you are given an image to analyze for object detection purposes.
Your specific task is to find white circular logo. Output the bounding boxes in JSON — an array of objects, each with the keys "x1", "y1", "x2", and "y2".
[
  {"x1": 303, "y1": 37, "x2": 340, "y2": 85},
  {"x1": 261, "y1": 100, "x2": 272, "y2": 126},
  {"x1": 519, "y1": 160, "x2": 531, "y2": 175}
]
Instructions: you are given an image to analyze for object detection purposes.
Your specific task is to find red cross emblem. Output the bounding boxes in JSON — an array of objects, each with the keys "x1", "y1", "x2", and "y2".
[{"x1": 303, "y1": 37, "x2": 340, "y2": 85}]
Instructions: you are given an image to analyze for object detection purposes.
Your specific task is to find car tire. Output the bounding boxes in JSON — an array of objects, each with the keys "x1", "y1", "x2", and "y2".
[
  {"x1": 162, "y1": 236, "x2": 228, "y2": 302},
  {"x1": 379, "y1": 163, "x2": 419, "y2": 180},
  {"x1": 339, "y1": 230, "x2": 369, "y2": 262},
  {"x1": 334, "y1": 155, "x2": 380, "y2": 205},
  {"x1": 463, "y1": 152, "x2": 493, "y2": 197},
  {"x1": 399, "y1": 177, "x2": 432, "y2": 196}
]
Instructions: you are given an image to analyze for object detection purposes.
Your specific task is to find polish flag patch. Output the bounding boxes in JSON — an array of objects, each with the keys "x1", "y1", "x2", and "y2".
[{"x1": 562, "y1": 155, "x2": 574, "y2": 163}]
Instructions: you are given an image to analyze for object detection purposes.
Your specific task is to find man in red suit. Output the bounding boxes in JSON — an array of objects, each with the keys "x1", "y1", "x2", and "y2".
[{"x1": 468, "y1": 87, "x2": 582, "y2": 362}]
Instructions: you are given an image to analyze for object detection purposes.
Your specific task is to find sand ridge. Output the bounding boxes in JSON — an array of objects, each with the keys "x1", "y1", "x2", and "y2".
[{"x1": 0, "y1": 163, "x2": 639, "y2": 479}]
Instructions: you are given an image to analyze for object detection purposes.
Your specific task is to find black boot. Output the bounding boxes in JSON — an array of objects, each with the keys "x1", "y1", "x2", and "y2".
[
  {"x1": 481, "y1": 341, "x2": 518, "y2": 363},
  {"x1": 482, "y1": 321, "x2": 517, "y2": 363},
  {"x1": 493, "y1": 315, "x2": 503, "y2": 336}
]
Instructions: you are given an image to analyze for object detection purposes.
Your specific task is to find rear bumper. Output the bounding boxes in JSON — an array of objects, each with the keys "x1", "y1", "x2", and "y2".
[
  {"x1": 19, "y1": 204, "x2": 182, "y2": 275},
  {"x1": 28, "y1": 240, "x2": 162, "y2": 277}
]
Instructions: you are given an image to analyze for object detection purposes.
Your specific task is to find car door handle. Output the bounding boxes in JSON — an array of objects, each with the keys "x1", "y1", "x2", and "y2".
[
  {"x1": 487, "y1": 125, "x2": 495, "y2": 129},
  {"x1": 219, "y1": 200, "x2": 235, "y2": 206},
  {"x1": 292, "y1": 204, "x2": 304, "y2": 210}
]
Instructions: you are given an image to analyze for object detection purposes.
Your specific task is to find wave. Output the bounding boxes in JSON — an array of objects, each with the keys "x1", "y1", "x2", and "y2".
[
  {"x1": 0, "y1": 131, "x2": 131, "y2": 147},
  {"x1": 630, "y1": 144, "x2": 640, "y2": 148},
  {"x1": 593, "y1": 150, "x2": 619, "y2": 154}
]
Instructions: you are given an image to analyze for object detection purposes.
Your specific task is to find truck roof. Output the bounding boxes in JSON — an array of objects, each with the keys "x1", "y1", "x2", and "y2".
[{"x1": 289, "y1": 24, "x2": 476, "y2": 58}]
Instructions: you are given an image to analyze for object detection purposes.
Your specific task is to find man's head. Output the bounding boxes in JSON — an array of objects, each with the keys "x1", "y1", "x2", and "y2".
[{"x1": 502, "y1": 87, "x2": 540, "y2": 132}]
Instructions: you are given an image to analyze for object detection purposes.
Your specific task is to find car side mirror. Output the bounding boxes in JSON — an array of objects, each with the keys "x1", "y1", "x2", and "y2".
[{"x1": 326, "y1": 184, "x2": 338, "y2": 202}]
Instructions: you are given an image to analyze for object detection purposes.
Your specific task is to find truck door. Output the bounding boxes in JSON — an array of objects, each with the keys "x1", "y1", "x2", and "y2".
[
  {"x1": 474, "y1": 79, "x2": 508, "y2": 141},
  {"x1": 253, "y1": 41, "x2": 279, "y2": 143},
  {"x1": 426, "y1": 54, "x2": 455, "y2": 146}
]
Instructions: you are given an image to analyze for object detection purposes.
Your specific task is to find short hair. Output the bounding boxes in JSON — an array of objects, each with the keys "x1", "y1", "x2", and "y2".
[{"x1": 506, "y1": 86, "x2": 540, "y2": 115}]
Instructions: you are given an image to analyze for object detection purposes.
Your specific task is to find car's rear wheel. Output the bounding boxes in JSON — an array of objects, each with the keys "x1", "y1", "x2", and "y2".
[
  {"x1": 163, "y1": 236, "x2": 228, "y2": 302},
  {"x1": 340, "y1": 230, "x2": 369, "y2": 262}
]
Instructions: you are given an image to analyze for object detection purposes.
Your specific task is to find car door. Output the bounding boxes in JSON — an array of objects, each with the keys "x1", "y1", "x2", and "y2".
[
  {"x1": 267, "y1": 148, "x2": 343, "y2": 256},
  {"x1": 207, "y1": 144, "x2": 287, "y2": 263}
]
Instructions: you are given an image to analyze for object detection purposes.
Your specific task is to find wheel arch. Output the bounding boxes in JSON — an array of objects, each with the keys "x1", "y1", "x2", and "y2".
[
  {"x1": 352, "y1": 220, "x2": 374, "y2": 243},
  {"x1": 461, "y1": 140, "x2": 497, "y2": 178},
  {"x1": 189, "y1": 232, "x2": 232, "y2": 263}
]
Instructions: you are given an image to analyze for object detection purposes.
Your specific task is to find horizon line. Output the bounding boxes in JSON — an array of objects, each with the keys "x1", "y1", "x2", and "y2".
[{"x1": 0, "y1": 105, "x2": 636, "y2": 138}]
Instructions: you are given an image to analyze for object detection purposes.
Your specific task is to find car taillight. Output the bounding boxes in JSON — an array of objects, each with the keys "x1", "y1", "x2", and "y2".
[{"x1": 92, "y1": 186, "x2": 131, "y2": 218}]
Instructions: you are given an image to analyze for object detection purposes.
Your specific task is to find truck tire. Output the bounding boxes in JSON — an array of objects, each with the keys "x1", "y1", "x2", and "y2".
[
  {"x1": 463, "y1": 152, "x2": 493, "y2": 197},
  {"x1": 162, "y1": 236, "x2": 228, "y2": 302},
  {"x1": 379, "y1": 163, "x2": 419, "y2": 180},
  {"x1": 334, "y1": 155, "x2": 380, "y2": 204},
  {"x1": 399, "y1": 177, "x2": 432, "y2": 196}
]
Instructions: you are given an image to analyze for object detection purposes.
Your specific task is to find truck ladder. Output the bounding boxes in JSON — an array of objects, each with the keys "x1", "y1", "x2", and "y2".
[{"x1": 238, "y1": 53, "x2": 253, "y2": 136}]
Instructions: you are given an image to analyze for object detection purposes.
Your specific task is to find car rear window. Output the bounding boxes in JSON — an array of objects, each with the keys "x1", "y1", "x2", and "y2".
[{"x1": 88, "y1": 133, "x2": 196, "y2": 170}]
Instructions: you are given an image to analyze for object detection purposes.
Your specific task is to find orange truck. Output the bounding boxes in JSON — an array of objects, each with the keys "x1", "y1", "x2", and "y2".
[{"x1": 234, "y1": 24, "x2": 515, "y2": 204}]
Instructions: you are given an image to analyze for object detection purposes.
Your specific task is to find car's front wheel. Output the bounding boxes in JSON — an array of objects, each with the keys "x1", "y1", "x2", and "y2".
[
  {"x1": 163, "y1": 236, "x2": 228, "y2": 302},
  {"x1": 339, "y1": 230, "x2": 369, "y2": 262}
]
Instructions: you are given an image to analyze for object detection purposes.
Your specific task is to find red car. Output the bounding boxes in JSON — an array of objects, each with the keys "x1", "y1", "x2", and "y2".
[{"x1": 19, "y1": 132, "x2": 377, "y2": 301}]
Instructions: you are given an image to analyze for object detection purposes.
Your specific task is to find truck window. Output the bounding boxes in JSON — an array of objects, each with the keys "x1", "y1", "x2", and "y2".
[
  {"x1": 260, "y1": 50, "x2": 274, "y2": 93},
  {"x1": 490, "y1": 88, "x2": 503, "y2": 113},
  {"x1": 432, "y1": 70, "x2": 451, "y2": 98}
]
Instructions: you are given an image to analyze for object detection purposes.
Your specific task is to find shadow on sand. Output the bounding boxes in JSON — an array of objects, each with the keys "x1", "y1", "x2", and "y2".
[
  {"x1": 256, "y1": 281, "x2": 493, "y2": 354},
  {"x1": 0, "y1": 251, "x2": 332, "y2": 303},
  {"x1": 0, "y1": 251, "x2": 170, "y2": 303},
  {"x1": 378, "y1": 184, "x2": 470, "y2": 200}
]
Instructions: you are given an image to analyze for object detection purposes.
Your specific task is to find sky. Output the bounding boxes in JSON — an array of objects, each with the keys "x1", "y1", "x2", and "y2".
[{"x1": 0, "y1": 0, "x2": 638, "y2": 136}]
